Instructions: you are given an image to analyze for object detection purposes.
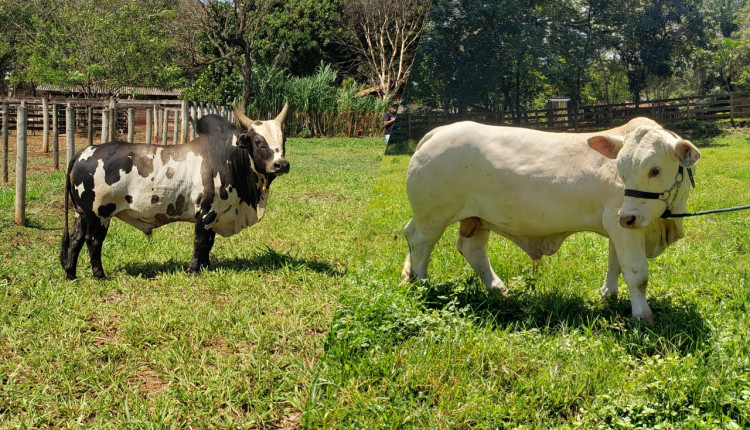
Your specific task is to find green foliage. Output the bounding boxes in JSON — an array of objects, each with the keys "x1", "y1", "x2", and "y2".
[
  {"x1": 181, "y1": 62, "x2": 244, "y2": 106},
  {"x1": 407, "y1": 0, "x2": 720, "y2": 113},
  {"x1": 6, "y1": 0, "x2": 182, "y2": 95},
  {"x1": 257, "y1": 0, "x2": 344, "y2": 77}
]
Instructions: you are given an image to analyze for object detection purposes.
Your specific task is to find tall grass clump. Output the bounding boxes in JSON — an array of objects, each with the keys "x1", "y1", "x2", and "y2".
[
  {"x1": 240, "y1": 63, "x2": 391, "y2": 138},
  {"x1": 286, "y1": 63, "x2": 339, "y2": 137}
]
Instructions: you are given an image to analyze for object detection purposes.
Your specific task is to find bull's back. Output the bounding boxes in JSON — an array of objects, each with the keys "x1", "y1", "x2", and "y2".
[{"x1": 406, "y1": 122, "x2": 620, "y2": 235}]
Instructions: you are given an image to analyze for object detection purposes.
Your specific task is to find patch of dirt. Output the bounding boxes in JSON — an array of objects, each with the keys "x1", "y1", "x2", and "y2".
[
  {"x1": 126, "y1": 364, "x2": 168, "y2": 396},
  {"x1": 273, "y1": 411, "x2": 301, "y2": 430},
  {"x1": 85, "y1": 313, "x2": 121, "y2": 346}
]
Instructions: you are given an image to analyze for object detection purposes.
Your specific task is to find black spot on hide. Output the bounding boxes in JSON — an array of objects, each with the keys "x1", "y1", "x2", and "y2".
[
  {"x1": 220, "y1": 186, "x2": 229, "y2": 200},
  {"x1": 125, "y1": 195, "x2": 133, "y2": 204},
  {"x1": 175, "y1": 195, "x2": 186, "y2": 214},
  {"x1": 98, "y1": 203, "x2": 117, "y2": 218},
  {"x1": 100, "y1": 147, "x2": 155, "y2": 186},
  {"x1": 166, "y1": 195, "x2": 186, "y2": 216},
  {"x1": 151, "y1": 195, "x2": 160, "y2": 204}
]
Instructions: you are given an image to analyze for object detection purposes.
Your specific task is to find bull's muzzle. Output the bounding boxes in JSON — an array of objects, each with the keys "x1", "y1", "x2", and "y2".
[{"x1": 273, "y1": 159, "x2": 290, "y2": 174}]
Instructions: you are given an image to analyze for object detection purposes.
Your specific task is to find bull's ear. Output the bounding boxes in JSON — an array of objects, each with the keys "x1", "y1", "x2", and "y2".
[
  {"x1": 675, "y1": 140, "x2": 700, "y2": 167},
  {"x1": 236, "y1": 132, "x2": 255, "y2": 152},
  {"x1": 588, "y1": 135, "x2": 625, "y2": 159}
]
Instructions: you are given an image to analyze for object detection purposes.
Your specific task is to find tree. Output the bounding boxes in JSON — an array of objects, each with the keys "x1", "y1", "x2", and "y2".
[
  {"x1": 176, "y1": 0, "x2": 278, "y2": 111},
  {"x1": 3, "y1": 0, "x2": 181, "y2": 97},
  {"x1": 616, "y1": 0, "x2": 707, "y2": 106},
  {"x1": 337, "y1": 0, "x2": 431, "y2": 98}
]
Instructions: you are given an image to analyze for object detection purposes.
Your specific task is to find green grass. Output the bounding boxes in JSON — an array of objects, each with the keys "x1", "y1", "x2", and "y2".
[
  {"x1": 304, "y1": 132, "x2": 750, "y2": 428},
  {"x1": 0, "y1": 137, "x2": 384, "y2": 428}
]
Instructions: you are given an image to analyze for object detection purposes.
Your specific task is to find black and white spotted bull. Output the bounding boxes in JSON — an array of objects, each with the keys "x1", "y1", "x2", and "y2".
[{"x1": 60, "y1": 103, "x2": 290, "y2": 279}]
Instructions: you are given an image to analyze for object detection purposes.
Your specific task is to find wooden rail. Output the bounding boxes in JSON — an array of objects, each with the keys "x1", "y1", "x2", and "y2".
[
  {"x1": 0, "y1": 97, "x2": 230, "y2": 226},
  {"x1": 396, "y1": 92, "x2": 750, "y2": 140}
]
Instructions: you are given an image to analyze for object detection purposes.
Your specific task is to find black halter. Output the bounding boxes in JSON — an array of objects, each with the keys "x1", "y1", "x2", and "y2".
[{"x1": 623, "y1": 165, "x2": 694, "y2": 219}]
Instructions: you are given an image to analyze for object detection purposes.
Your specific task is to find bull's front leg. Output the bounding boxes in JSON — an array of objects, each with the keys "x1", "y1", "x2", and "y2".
[
  {"x1": 608, "y1": 228, "x2": 652, "y2": 321},
  {"x1": 601, "y1": 239, "x2": 621, "y2": 299},
  {"x1": 189, "y1": 215, "x2": 216, "y2": 274}
]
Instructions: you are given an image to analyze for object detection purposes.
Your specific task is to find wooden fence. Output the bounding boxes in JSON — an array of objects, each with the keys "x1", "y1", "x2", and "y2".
[
  {"x1": 396, "y1": 91, "x2": 750, "y2": 140},
  {"x1": 1, "y1": 97, "x2": 230, "y2": 226}
]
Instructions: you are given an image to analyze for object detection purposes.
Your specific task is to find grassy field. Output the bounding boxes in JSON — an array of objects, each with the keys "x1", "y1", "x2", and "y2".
[
  {"x1": 0, "y1": 136, "x2": 384, "y2": 428},
  {"x1": 304, "y1": 129, "x2": 750, "y2": 428}
]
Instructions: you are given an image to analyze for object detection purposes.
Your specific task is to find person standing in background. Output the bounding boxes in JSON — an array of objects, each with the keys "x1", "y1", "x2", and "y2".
[{"x1": 383, "y1": 103, "x2": 399, "y2": 143}]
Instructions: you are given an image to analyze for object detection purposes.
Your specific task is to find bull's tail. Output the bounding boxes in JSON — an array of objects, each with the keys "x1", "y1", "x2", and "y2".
[{"x1": 60, "y1": 159, "x2": 74, "y2": 270}]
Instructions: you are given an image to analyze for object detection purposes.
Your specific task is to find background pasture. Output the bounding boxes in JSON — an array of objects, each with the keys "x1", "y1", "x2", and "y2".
[
  {"x1": 304, "y1": 125, "x2": 750, "y2": 428},
  {"x1": 0, "y1": 136, "x2": 384, "y2": 428}
]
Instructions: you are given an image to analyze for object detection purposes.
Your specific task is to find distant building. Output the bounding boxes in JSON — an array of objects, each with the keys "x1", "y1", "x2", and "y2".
[{"x1": 30, "y1": 85, "x2": 182, "y2": 100}]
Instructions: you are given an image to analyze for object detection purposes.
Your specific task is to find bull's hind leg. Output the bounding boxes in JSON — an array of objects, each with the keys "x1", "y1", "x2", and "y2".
[
  {"x1": 401, "y1": 217, "x2": 448, "y2": 283},
  {"x1": 456, "y1": 218, "x2": 508, "y2": 296},
  {"x1": 64, "y1": 214, "x2": 87, "y2": 280},
  {"x1": 86, "y1": 216, "x2": 110, "y2": 280},
  {"x1": 188, "y1": 218, "x2": 216, "y2": 274}
]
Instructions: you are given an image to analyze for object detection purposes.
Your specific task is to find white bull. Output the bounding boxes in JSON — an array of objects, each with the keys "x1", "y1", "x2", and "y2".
[{"x1": 402, "y1": 117, "x2": 701, "y2": 321}]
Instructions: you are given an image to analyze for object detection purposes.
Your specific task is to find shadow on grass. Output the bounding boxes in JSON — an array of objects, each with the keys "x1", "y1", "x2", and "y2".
[
  {"x1": 384, "y1": 140, "x2": 418, "y2": 156},
  {"x1": 120, "y1": 247, "x2": 343, "y2": 279},
  {"x1": 419, "y1": 279, "x2": 710, "y2": 357}
]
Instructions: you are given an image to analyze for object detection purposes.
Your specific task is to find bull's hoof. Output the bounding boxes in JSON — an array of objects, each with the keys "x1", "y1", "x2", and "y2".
[
  {"x1": 633, "y1": 311, "x2": 654, "y2": 324},
  {"x1": 64, "y1": 272, "x2": 77, "y2": 280},
  {"x1": 93, "y1": 274, "x2": 109, "y2": 281},
  {"x1": 487, "y1": 280, "x2": 509, "y2": 298},
  {"x1": 188, "y1": 263, "x2": 209, "y2": 275}
]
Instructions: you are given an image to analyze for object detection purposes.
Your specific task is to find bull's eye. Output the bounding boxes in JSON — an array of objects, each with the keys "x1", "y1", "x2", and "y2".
[{"x1": 648, "y1": 167, "x2": 661, "y2": 178}]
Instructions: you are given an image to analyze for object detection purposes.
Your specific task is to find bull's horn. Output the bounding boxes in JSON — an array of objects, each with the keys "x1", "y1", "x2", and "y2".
[
  {"x1": 233, "y1": 102, "x2": 254, "y2": 129},
  {"x1": 275, "y1": 100, "x2": 289, "y2": 124}
]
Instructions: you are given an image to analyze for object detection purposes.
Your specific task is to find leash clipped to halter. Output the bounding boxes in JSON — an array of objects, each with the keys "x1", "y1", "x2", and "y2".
[{"x1": 624, "y1": 158, "x2": 750, "y2": 219}]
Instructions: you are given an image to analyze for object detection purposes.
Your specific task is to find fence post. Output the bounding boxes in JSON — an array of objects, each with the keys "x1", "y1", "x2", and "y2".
[
  {"x1": 181, "y1": 101, "x2": 189, "y2": 144},
  {"x1": 127, "y1": 108, "x2": 135, "y2": 142},
  {"x1": 161, "y1": 109, "x2": 168, "y2": 145},
  {"x1": 146, "y1": 108, "x2": 153, "y2": 144},
  {"x1": 109, "y1": 98, "x2": 117, "y2": 141},
  {"x1": 101, "y1": 108, "x2": 110, "y2": 144},
  {"x1": 87, "y1": 106, "x2": 93, "y2": 147},
  {"x1": 15, "y1": 102, "x2": 27, "y2": 226},
  {"x1": 52, "y1": 104, "x2": 59, "y2": 170},
  {"x1": 172, "y1": 110, "x2": 178, "y2": 145},
  {"x1": 2, "y1": 102, "x2": 8, "y2": 183},
  {"x1": 42, "y1": 98, "x2": 50, "y2": 153},
  {"x1": 66, "y1": 103, "x2": 75, "y2": 166},
  {"x1": 190, "y1": 104, "x2": 197, "y2": 140},
  {"x1": 152, "y1": 105, "x2": 159, "y2": 139}
]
